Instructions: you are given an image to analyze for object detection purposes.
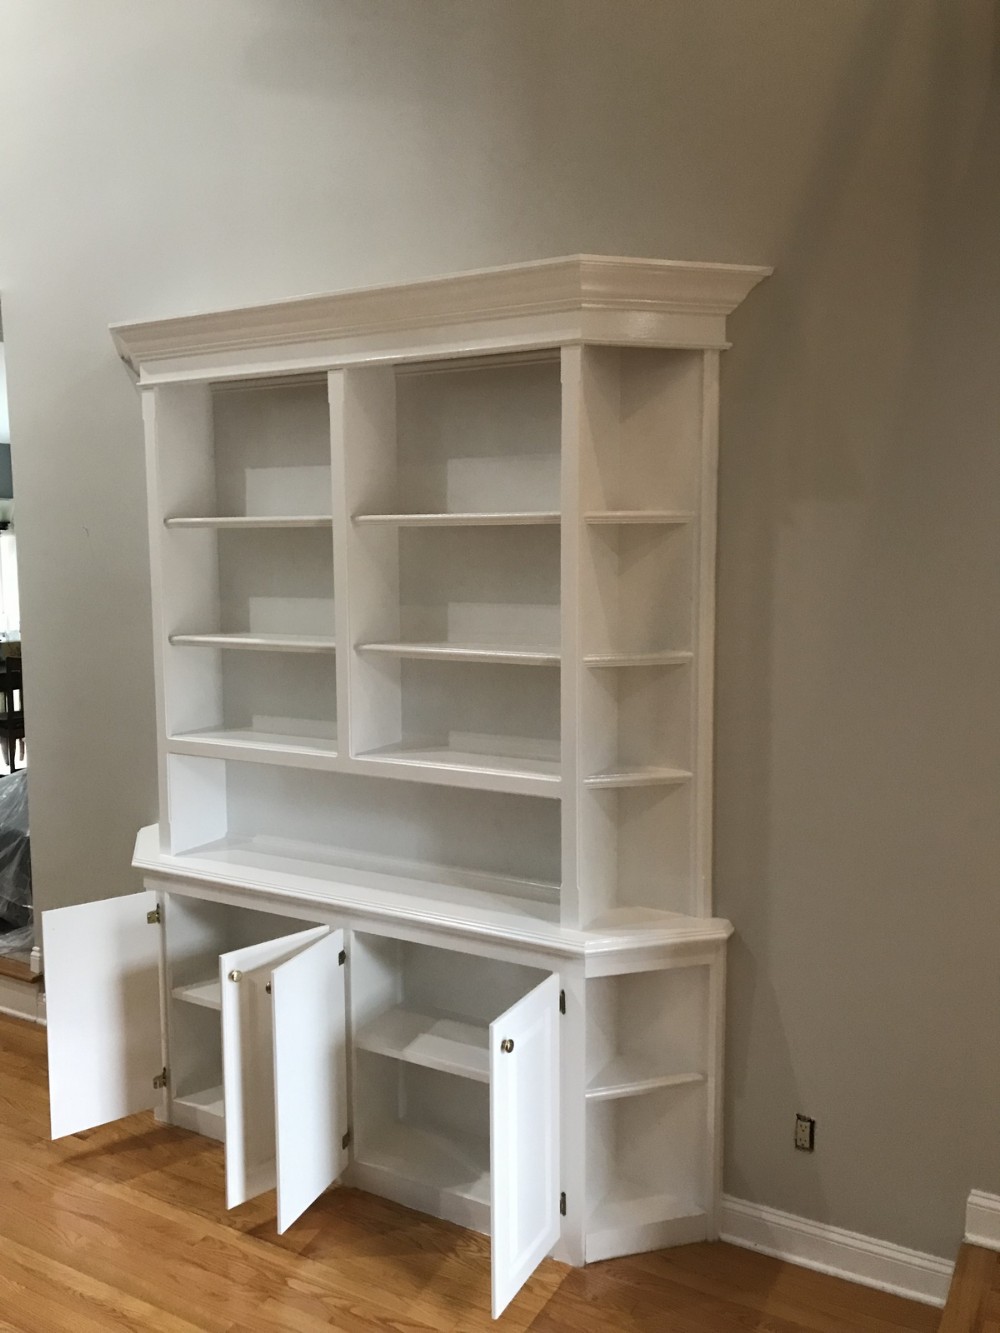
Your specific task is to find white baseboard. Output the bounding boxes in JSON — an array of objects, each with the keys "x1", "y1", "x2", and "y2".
[
  {"x1": 720, "y1": 1195, "x2": 953, "y2": 1308},
  {"x1": 966, "y1": 1190, "x2": 1000, "y2": 1251},
  {"x1": 0, "y1": 973, "x2": 44, "y2": 1024}
]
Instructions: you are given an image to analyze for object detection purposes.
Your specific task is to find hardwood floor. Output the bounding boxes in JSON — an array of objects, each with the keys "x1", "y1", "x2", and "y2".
[
  {"x1": 0, "y1": 1013, "x2": 940, "y2": 1332},
  {"x1": 940, "y1": 1244, "x2": 1000, "y2": 1332}
]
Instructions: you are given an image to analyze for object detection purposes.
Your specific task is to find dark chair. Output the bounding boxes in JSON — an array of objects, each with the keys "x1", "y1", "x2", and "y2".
[{"x1": 0, "y1": 657, "x2": 25, "y2": 771}]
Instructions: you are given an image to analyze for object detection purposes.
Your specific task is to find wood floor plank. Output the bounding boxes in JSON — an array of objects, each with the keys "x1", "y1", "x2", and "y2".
[
  {"x1": 0, "y1": 1013, "x2": 943, "y2": 1333},
  {"x1": 940, "y1": 1244, "x2": 1000, "y2": 1332}
]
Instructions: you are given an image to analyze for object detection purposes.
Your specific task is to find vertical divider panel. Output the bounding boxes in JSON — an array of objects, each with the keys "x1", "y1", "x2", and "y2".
[
  {"x1": 559, "y1": 348, "x2": 582, "y2": 929},
  {"x1": 328, "y1": 371, "x2": 350, "y2": 756},
  {"x1": 144, "y1": 383, "x2": 221, "y2": 849},
  {"x1": 572, "y1": 349, "x2": 623, "y2": 928},
  {"x1": 334, "y1": 367, "x2": 402, "y2": 758},
  {"x1": 705, "y1": 945, "x2": 726, "y2": 1237},
  {"x1": 692, "y1": 352, "x2": 719, "y2": 918}
]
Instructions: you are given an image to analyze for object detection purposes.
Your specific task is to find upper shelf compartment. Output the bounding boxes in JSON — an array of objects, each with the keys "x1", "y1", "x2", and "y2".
[
  {"x1": 343, "y1": 354, "x2": 561, "y2": 521},
  {"x1": 577, "y1": 347, "x2": 705, "y2": 516},
  {"x1": 155, "y1": 376, "x2": 332, "y2": 524}
]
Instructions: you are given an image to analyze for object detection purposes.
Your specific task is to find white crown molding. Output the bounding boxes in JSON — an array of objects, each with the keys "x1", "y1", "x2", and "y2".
[
  {"x1": 720, "y1": 1196, "x2": 953, "y2": 1308},
  {"x1": 966, "y1": 1190, "x2": 1000, "y2": 1251},
  {"x1": 111, "y1": 254, "x2": 771, "y2": 381}
]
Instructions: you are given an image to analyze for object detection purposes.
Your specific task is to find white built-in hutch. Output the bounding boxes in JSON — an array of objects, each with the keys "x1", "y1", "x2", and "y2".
[{"x1": 43, "y1": 256, "x2": 768, "y2": 1318}]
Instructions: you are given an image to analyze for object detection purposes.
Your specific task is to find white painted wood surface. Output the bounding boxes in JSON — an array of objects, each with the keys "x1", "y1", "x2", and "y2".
[
  {"x1": 219, "y1": 926, "x2": 329, "y2": 1208},
  {"x1": 44, "y1": 891, "x2": 162, "y2": 1139},
  {"x1": 169, "y1": 632, "x2": 337, "y2": 653},
  {"x1": 165, "y1": 515, "x2": 333, "y2": 529},
  {"x1": 272, "y1": 928, "x2": 349, "y2": 1233},
  {"x1": 354, "y1": 512, "x2": 560, "y2": 527},
  {"x1": 490, "y1": 974, "x2": 561, "y2": 1318},
  {"x1": 106, "y1": 256, "x2": 774, "y2": 1313}
]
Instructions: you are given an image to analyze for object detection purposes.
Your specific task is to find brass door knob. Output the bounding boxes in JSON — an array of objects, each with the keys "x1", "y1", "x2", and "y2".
[
  {"x1": 228, "y1": 969, "x2": 242, "y2": 983},
  {"x1": 500, "y1": 1038, "x2": 514, "y2": 1054}
]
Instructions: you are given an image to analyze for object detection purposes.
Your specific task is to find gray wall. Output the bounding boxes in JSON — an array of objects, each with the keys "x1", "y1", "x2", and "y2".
[{"x1": 1, "y1": 0, "x2": 996, "y2": 1260}]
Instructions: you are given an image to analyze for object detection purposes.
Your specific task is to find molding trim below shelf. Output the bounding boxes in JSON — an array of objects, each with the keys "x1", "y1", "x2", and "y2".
[{"x1": 720, "y1": 1196, "x2": 953, "y2": 1308}]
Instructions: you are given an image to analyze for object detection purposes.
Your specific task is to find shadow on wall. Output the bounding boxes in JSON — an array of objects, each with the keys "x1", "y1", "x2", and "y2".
[{"x1": 717, "y1": 0, "x2": 1000, "y2": 1242}]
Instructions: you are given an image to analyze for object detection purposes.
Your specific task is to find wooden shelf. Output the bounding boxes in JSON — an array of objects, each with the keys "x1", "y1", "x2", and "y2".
[
  {"x1": 356, "y1": 1007, "x2": 490, "y2": 1082},
  {"x1": 584, "y1": 651, "x2": 693, "y2": 668},
  {"x1": 354, "y1": 1119, "x2": 491, "y2": 1208},
  {"x1": 357, "y1": 641, "x2": 559, "y2": 666},
  {"x1": 164, "y1": 515, "x2": 333, "y2": 529},
  {"x1": 353, "y1": 512, "x2": 559, "y2": 527},
  {"x1": 584, "y1": 510, "x2": 694, "y2": 525},
  {"x1": 357, "y1": 740, "x2": 560, "y2": 787},
  {"x1": 174, "y1": 1085, "x2": 225, "y2": 1115},
  {"x1": 588, "y1": 1183, "x2": 705, "y2": 1233},
  {"x1": 171, "y1": 978, "x2": 222, "y2": 1011},
  {"x1": 169, "y1": 632, "x2": 337, "y2": 654},
  {"x1": 162, "y1": 830, "x2": 562, "y2": 917},
  {"x1": 170, "y1": 727, "x2": 338, "y2": 762},
  {"x1": 584, "y1": 766, "x2": 692, "y2": 790},
  {"x1": 172, "y1": 1085, "x2": 225, "y2": 1137},
  {"x1": 586, "y1": 1058, "x2": 704, "y2": 1102},
  {"x1": 114, "y1": 260, "x2": 760, "y2": 1302}
]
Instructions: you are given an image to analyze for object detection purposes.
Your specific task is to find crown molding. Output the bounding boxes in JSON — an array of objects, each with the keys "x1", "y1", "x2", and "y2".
[{"x1": 111, "y1": 255, "x2": 771, "y2": 381}]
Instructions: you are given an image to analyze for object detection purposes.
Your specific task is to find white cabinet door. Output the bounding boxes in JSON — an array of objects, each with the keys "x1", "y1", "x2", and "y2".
[
  {"x1": 489, "y1": 974, "x2": 561, "y2": 1319},
  {"x1": 44, "y1": 891, "x2": 163, "y2": 1139},
  {"x1": 220, "y1": 926, "x2": 329, "y2": 1209},
  {"x1": 272, "y1": 928, "x2": 349, "y2": 1234}
]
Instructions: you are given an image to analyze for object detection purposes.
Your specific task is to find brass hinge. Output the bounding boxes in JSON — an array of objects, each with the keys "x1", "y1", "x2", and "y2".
[
  {"x1": 338, "y1": 949, "x2": 346, "y2": 966},
  {"x1": 153, "y1": 1067, "x2": 168, "y2": 1090},
  {"x1": 559, "y1": 989, "x2": 566, "y2": 1015},
  {"x1": 560, "y1": 1191, "x2": 567, "y2": 1217},
  {"x1": 342, "y1": 1129, "x2": 351, "y2": 1150},
  {"x1": 147, "y1": 906, "x2": 162, "y2": 925}
]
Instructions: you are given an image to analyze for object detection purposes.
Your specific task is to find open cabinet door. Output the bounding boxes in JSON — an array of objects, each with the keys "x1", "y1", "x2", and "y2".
[
  {"x1": 271, "y1": 928, "x2": 349, "y2": 1234},
  {"x1": 220, "y1": 926, "x2": 328, "y2": 1209},
  {"x1": 489, "y1": 974, "x2": 561, "y2": 1319},
  {"x1": 44, "y1": 891, "x2": 162, "y2": 1139}
]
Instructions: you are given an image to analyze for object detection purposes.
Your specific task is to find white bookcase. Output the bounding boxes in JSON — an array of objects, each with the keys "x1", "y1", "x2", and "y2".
[{"x1": 42, "y1": 256, "x2": 768, "y2": 1318}]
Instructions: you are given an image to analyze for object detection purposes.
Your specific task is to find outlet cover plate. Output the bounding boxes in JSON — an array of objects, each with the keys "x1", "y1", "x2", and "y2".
[{"x1": 795, "y1": 1114, "x2": 815, "y2": 1151}]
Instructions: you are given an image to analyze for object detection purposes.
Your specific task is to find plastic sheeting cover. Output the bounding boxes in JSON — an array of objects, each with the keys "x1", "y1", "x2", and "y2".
[{"x1": 0, "y1": 770, "x2": 30, "y2": 929}]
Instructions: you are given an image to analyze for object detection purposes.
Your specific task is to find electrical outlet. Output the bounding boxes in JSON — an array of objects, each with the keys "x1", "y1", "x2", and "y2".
[{"x1": 795, "y1": 1114, "x2": 815, "y2": 1152}]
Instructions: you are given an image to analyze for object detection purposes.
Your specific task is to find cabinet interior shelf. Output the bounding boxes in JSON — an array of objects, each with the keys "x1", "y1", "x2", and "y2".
[
  {"x1": 357, "y1": 641, "x2": 560, "y2": 666},
  {"x1": 164, "y1": 515, "x2": 333, "y2": 529},
  {"x1": 173, "y1": 1085, "x2": 225, "y2": 1119},
  {"x1": 584, "y1": 651, "x2": 692, "y2": 668},
  {"x1": 355, "y1": 1007, "x2": 490, "y2": 1082},
  {"x1": 583, "y1": 511, "x2": 694, "y2": 525},
  {"x1": 588, "y1": 1185, "x2": 705, "y2": 1233},
  {"x1": 356, "y1": 741, "x2": 561, "y2": 786},
  {"x1": 586, "y1": 1061, "x2": 705, "y2": 1102},
  {"x1": 353, "y1": 512, "x2": 559, "y2": 527},
  {"x1": 171, "y1": 978, "x2": 222, "y2": 1010},
  {"x1": 584, "y1": 766, "x2": 692, "y2": 790},
  {"x1": 163, "y1": 830, "x2": 563, "y2": 918},
  {"x1": 353, "y1": 511, "x2": 692, "y2": 528},
  {"x1": 170, "y1": 727, "x2": 338, "y2": 760},
  {"x1": 169, "y1": 632, "x2": 337, "y2": 654},
  {"x1": 355, "y1": 1119, "x2": 491, "y2": 1208}
]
